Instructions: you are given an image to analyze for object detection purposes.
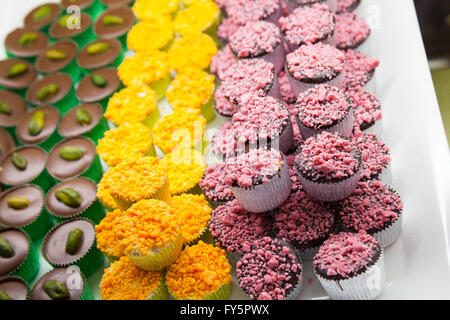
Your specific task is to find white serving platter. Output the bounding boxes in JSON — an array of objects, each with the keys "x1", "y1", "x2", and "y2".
[{"x1": 1, "y1": 0, "x2": 450, "y2": 300}]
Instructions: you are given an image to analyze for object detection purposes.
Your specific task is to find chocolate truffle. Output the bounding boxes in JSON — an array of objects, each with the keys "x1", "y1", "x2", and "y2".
[
  {"x1": 93, "y1": 6, "x2": 135, "y2": 40},
  {"x1": 0, "y1": 128, "x2": 15, "y2": 162},
  {"x1": 58, "y1": 103, "x2": 104, "y2": 139},
  {"x1": 49, "y1": 12, "x2": 92, "y2": 41},
  {"x1": 23, "y1": 3, "x2": 61, "y2": 31},
  {"x1": 0, "y1": 276, "x2": 28, "y2": 300},
  {"x1": 47, "y1": 137, "x2": 98, "y2": 181},
  {"x1": 16, "y1": 106, "x2": 60, "y2": 146},
  {"x1": 5, "y1": 28, "x2": 48, "y2": 60},
  {"x1": 0, "y1": 58, "x2": 37, "y2": 91},
  {"x1": 0, "y1": 90, "x2": 27, "y2": 136},
  {"x1": 76, "y1": 67, "x2": 120, "y2": 104},
  {"x1": 61, "y1": 0, "x2": 96, "y2": 10},
  {"x1": 30, "y1": 268, "x2": 87, "y2": 300},
  {"x1": 0, "y1": 228, "x2": 29, "y2": 277},
  {"x1": 77, "y1": 38, "x2": 122, "y2": 71},
  {"x1": 26, "y1": 73, "x2": 73, "y2": 107},
  {"x1": 35, "y1": 40, "x2": 79, "y2": 75},
  {"x1": 0, "y1": 146, "x2": 48, "y2": 187}
]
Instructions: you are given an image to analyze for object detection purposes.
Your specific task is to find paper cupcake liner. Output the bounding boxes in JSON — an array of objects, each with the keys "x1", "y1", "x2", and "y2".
[
  {"x1": 264, "y1": 6, "x2": 283, "y2": 27},
  {"x1": 363, "y1": 118, "x2": 383, "y2": 137},
  {"x1": 61, "y1": 59, "x2": 82, "y2": 83},
  {"x1": 81, "y1": 117, "x2": 109, "y2": 144},
  {"x1": 0, "y1": 87, "x2": 27, "y2": 99},
  {"x1": 97, "y1": 83, "x2": 124, "y2": 111},
  {"x1": 296, "y1": 163, "x2": 362, "y2": 202},
  {"x1": 127, "y1": 232, "x2": 183, "y2": 271},
  {"x1": 81, "y1": 0, "x2": 104, "y2": 19},
  {"x1": 104, "y1": 253, "x2": 119, "y2": 264},
  {"x1": 287, "y1": 67, "x2": 345, "y2": 98},
  {"x1": 296, "y1": 109, "x2": 354, "y2": 140},
  {"x1": 36, "y1": 129, "x2": 64, "y2": 152},
  {"x1": 378, "y1": 161, "x2": 392, "y2": 186},
  {"x1": 42, "y1": 218, "x2": 105, "y2": 277},
  {"x1": 268, "y1": 72, "x2": 282, "y2": 101},
  {"x1": 204, "y1": 282, "x2": 232, "y2": 300},
  {"x1": 298, "y1": 245, "x2": 320, "y2": 262},
  {"x1": 5, "y1": 50, "x2": 37, "y2": 64},
  {"x1": 0, "y1": 275, "x2": 30, "y2": 300},
  {"x1": 150, "y1": 74, "x2": 171, "y2": 101},
  {"x1": 250, "y1": 42, "x2": 286, "y2": 74},
  {"x1": 8, "y1": 229, "x2": 39, "y2": 284},
  {"x1": 183, "y1": 225, "x2": 213, "y2": 247},
  {"x1": 112, "y1": 178, "x2": 172, "y2": 211},
  {"x1": 71, "y1": 26, "x2": 97, "y2": 49},
  {"x1": 226, "y1": 250, "x2": 241, "y2": 267},
  {"x1": 3, "y1": 126, "x2": 20, "y2": 145},
  {"x1": 231, "y1": 155, "x2": 291, "y2": 213},
  {"x1": 285, "y1": 29, "x2": 336, "y2": 53},
  {"x1": 204, "y1": 17, "x2": 220, "y2": 46},
  {"x1": 142, "y1": 108, "x2": 161, "y2": 130},
  {"x1": 147, "y1": 278, "x2": 169, "y2": 300},
  {"x1": 314, "y1": 246, "x2": 386, "y2": 300},
  {"x1": 202, "y1": 97, "x2": 216, "y2": 122}
]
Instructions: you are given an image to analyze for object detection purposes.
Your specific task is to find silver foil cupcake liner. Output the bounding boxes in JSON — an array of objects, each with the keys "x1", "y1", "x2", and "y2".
[
  {"x1": 378, "y1": 161, "x2": 392, "y2": 185},
  {"x1": 296, "y1": 109, "x2": 354, "y2": 140},
  {"x1": 298, "y1": 245, "x2": 320, "y2": 262},
  {"x1": 287, "y1": 68, "x2": 345, "y2": 98},
  {"x1": 363, "y1": 118, "x2": 383, "y2": 137},
  {"x1": 231, "y1": 156, "x2": 291, "y2": 213},
  {"x1": 372, "y1": 212, "x2": 402, "y2": 248},
  {"x1": 296, "y1": 164, "x2": 362, "y2": 202},
  {"x1": 314, "y1": 246, "x2": 386, "y2": 300}
]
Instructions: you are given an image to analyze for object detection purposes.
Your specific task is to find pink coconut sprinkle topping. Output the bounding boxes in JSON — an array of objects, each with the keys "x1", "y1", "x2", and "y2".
[
  {"x1": 339, "y1": 180, "x2": 403, "y2": 232},
  {"x1": 230, "y1": 21, "x2": 281, "y2": 58},
  {"x1": 211, "y1": 45, "x2": 237, "y2": 81},
  {"x1": 347, "y1": 86, "x2": 382, "y2": 129},
  {"x1": 294, "y1": 85, "x2": 350, "y2": 129},
  {"x1": 278, "y1": 71, "x2": 296, "y2": 104},
  {"x1": 214, "y1": 86, "x2": 239, "y2": 117},
  {"x1": 336, "y1": 12, "x2": 370, "y2": 49},
  {"x1": 225, "y1": 148, "x2": 283, "y2": 187},
  {"x1": 199, "y1": 162, "x2": 235, "y2": 202},
  {"x1": 353, "y1": 132, "x2": 391, "y2": 181},
  {"x1": 217, "y1": 17, "x2": 240, "y2": 42},
  {"x1": 337, "y1": 0, "x2": 360, "y2": 13},
  {"x1": 212, "y1": 121, "x2": 239, "y2": 157},
  {"x1": 226, "y1": 0, "x2": 280, "y2": 26},
  {"x1": 232, "y1": 94, "x2": 290, "y2": 144},
  {"x1": 279, "y1": 4, "x2": 335, "y2": 46},
  {"x1": 274, "y1": 189, "x2": 334, "y2": 245},
  {"x1": 215, "y1": 0, "x2": 230, "y2": 9},
  {"x1": 209, "y1": 200, "x2": 272, "y2": 254},
  {"x1": 343, "y1": 49, "x2": 379, "y2": 88},
  {"x1": 237, "y1": 237, "x2": 302, "y2": 300},
  {"x1": 221, "y1": 58, "x2": 275, "y2": 104},
  {"x1": 313, "y1": 230, "x2": 379, "y2": 277},
  {"x1": 296, "y1": 132, "x2": 360, "y2": 181},
  {"x1": 286, "y1": 43, "x2": 345, "y2": 81}
]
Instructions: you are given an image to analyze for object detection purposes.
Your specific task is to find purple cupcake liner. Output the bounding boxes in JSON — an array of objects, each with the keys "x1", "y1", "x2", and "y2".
[
  {"x1": 231, "y1": 155, "x2": 291, "y2": 213},
  {"x1": 287, "y1": 67, "x2": 345, "y2": 98},
  {"x1": 296, "y1": 164, "x2": 362, "y2": 202},
  {"x1": 265, "y1": 5, "x2": 283, "y2": 27},
  {"x1": 296, "y1": 109, "x2": 354, "y2": 140},
  {"x1": 261, "y1": 42, "x2": 286, "y2": 74},
  {"x1": 268, "y1": 73, "x2": 282, "y2": 100}
]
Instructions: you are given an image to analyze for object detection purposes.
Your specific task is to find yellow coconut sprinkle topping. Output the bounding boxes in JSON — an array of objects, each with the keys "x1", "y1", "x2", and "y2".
[
  {"x1": 105, "y1": 85, "x2": 157, "y2": 126},
  {"x1": 132, "y1": 0, "x2": 179, "y2": 20},
  {"x1": 168, "y1": 33, "x2": 217, "y2": 72},
  {"x1": 127, "y1": 15, "x2": 174, "y2": 52},
  {"x1": 166, "y1": 241, "x2": 232, "y2": 300},
  {"x1": 97, "y1": 169, "x2": 118, "y2": 211},
  {"x1": 100, "y1": 257, "x2": 163, "y2": 300},
  {"x1": 103, "y1": 156, "x2": 167, "y2": 203},
  {"x1": 95, "y1": 209, "x2": 125, "y2": 258},
  {"x1": 160, "y1": 148, "x2": 206, "y2": 195},
  {"x1": 171, "y1": 194, "x2": 211, "y2": 244},
  {"x1": 152, "y1": 109, "x2": 206, "y2": 154},
  {"x1": 97, "y1": 123, "x2": 154, "y2": 167},
  {"x1": 174, "y1": 0, "x2": 219, "y2": 36},
  {"x1": 167, "y1": 68, "x2": 215, "y2": 111},
  {"x1": 118, "y1": 51, "x2": 170, "y2": 87}
]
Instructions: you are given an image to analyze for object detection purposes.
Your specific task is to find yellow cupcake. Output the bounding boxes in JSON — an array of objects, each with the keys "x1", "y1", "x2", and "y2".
[
  {"x1": 175, "y1": 0, "x2": 219, "y2": 36},
  {"x1": 105, "y1": 85, "x2": 159, "y2": 127},
  {"x1": 118, "y1": 51, "x2": 171, "y2": 100},
  {"x1": 102, "y1": 156, "x2": 170, "y2": 210},
  {"x1": 97, "y1": 169, "x2": 118, "y2": 212},
  {"x1": 132, "y1": 0, "x2": 179, "y2": 20},
  {"x1": 160, "y1": 148, "x2": 206, "y2": 195},
  {"x1": 100, "y1": 257, "x2": 167, "y2": 300},
  {"x1": 96, "y1": 123, "x2": 155, "y2": 167},
  {"x1": 166, "y1": 241, "x2": 232, "y2": 300},
  {"x1": 127, "y1": 15, "x2": 174, "y2": 52},
  {"x1": 168, "y1": 33, "x2": 217, "y2": 72},
  {"x1": 152, "y1": 109, "x2": 206, "y2": 154},
  {"x1": 95, "y1": 209, "x2": 125, "y2": 259},
  {"x1": 171, "y1": 194, "x2": 211, "y2": 244}
]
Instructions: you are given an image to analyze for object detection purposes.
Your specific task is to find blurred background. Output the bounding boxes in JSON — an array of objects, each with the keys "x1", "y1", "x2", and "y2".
[{"x1": 415, "y1": 0, "x2": 450, "y2": 146}]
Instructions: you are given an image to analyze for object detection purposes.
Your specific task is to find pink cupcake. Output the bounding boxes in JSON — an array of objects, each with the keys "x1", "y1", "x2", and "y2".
[
  {"x1": 225, "y1": 0, "x2": 283, "y2": 26},
  {"x1": 293, "y1": 84, "x2": 353, "y2": 139},
  {"x1": 214, "y1": 85, "x2": 239, "y2": 118},
  {"x1": 229, "y1": 21, "x2": 285, "y2": 73},
  {"x1": 279, "y1": 3, "x2": 336, "y2": 52},
  {"x1": 336, "y1": 0, "x2": 361, "y2": 13},
  {"x1": 285, "y1": 0, "x2": 337, "y2": 13},
  {"x1": 224, "y1": 148, "x2": 291, "y2": 212},
  {"x1": 278, "y1": 71, "x2": 296, "y2": 104},
  {"x1": 313, "y1": 231, "x2": 385, "y2": 300},
  {"x1": 236, "y1": 237, "x2": 303, "y2": 300},
  {"x1": 347, "y1": 86, "x2": 382, "y2": 134},
  {"x1": 336, "y1": 12, "x2": 370, "y2": 51},
  {"x1": 211, "y1": 121, "x2": 240, "y2": 160},
  {"x1": 231, "y1": 94, "x2": 293, "y2": 153},
  {"x1": 220, "y1": 58, "x2": 281, "y2": 107},
  {"x1": 210, "y1": 45, "x2": 237, "y2": 82},
  {"x1": 217, "y1": 17, "x2": 240, "y2": 46},
  {"x1": 294, "y1": 132, "x2": 362, "y2": 202},
  {"x1": 338, "y1": 180, "x2": 403, "y2": 248},
  {"x1": 285, "y1": 43, "x2": 345, "y2": 97},
  {"x1": 199, "y1": 161, "x2": 235, "y2": 207},
  {"x1": 209, "y1": 199, "x2": 272, "y2": 263},
  {"x1": 343, "y1": 49, "x2": 380, "y2": 89}
]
